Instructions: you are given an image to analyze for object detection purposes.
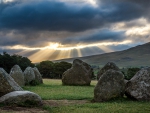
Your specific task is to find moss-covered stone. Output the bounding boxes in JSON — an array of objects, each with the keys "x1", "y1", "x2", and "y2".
[
  {"x1": 97, "y1": 62, "x2": 120, "y2": 80},
  {"x1": 125, "y1": 67, "x2": 150, "y2": 101},
  {"x1": 0, "y1": 68, "x2": 23, "y2": 97},
  {"x1": 94, "y1": 69, "x2": 125, "y2": 102},
  {"x1": 0, "y1": 91, "x2": 42, "y2": 106},
  {"x1": 10, "y1": 65, "x2": 25, "y2": 87},
  {"x1": 62, "y1": 59, "x2": 93, "y2": 86}
]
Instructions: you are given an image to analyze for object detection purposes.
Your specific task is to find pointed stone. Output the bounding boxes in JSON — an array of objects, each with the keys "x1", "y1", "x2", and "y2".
[
  {"x1": 0, "y1": 68, "x2": 23, "y2": 97},
  {"x1": 32, "y1": 67, "x2": 43, "y2": 84},
  {"x1": 10, "y1": 65, "x2": 25, "y2": 87},
  {"x1": 24, "y1": 67, "x2": 35, "y2": 85},
  {"x1": 97, "y1": 62, "x2": 120, "y2": 80}
]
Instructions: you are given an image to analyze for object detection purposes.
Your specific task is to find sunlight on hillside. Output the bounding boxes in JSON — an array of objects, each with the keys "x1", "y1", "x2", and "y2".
[
  {"x1": 15, "y1": 40, "x2": 132, "y2": 63},
  {"x1": 3, "y1": 40, "x2": 132, "y2": 63}
]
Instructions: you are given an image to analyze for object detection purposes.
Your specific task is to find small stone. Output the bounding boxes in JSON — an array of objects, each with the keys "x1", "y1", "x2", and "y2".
[{"x1": 0, "y1": 91, "x2": 42, "y2": 106}]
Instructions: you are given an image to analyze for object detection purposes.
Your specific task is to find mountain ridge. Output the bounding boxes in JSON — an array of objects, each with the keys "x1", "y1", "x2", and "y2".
[{"x1": 54, "y1": 42, "x2": 150, "y2": 67}]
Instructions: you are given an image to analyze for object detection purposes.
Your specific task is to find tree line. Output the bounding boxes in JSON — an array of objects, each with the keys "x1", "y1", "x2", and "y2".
[
  {"x1": 0, "y1": 52, "x2": 142, "y2": 80},
  {"x1": 0, "y1": 52, "x2": 34, "y2": 73},
  {"x1": 0, "y1": 52, "x2": 72, "y2": 79},
  {"x1": 36, "y1": 61, "x2": 72, "y2": 79}
]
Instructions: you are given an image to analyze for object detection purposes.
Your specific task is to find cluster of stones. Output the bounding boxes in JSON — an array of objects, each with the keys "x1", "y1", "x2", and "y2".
[
  {"x1": 24, "y1": 67, "x2": 43, "y2": 85},
  {"x1": 94, "y1": 62, "x2": 150, "y2": 102},
  {"x1": 63, "y1": 59, "x2": 150, "y2": 102},
  {"x1": 0, "y1": 65, "x2": 43, "y2": 106},
  {"x1": 1, "y1": 58, "x2": 149, "y2": 106}
]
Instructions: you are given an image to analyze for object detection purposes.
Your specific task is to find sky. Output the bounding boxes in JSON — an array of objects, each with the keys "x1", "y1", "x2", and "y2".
[{"x1": 0, "y1": 0, "x2": 150, "y2": 63}]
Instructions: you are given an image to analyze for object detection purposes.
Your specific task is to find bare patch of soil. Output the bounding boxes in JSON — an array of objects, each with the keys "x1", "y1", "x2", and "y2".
[
  {"x1": 0, "y1": 106, "x2": 48, "y2": 113},
  {"x1": 0, "y1": 100, "x2": 89, "y2": 113},
  {"x1": 43, "y1": 100, "x2": 89, "y2": 107}
]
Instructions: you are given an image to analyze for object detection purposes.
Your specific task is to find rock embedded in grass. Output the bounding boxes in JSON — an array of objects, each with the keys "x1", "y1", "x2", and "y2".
[
  {"x1": 24, "y1": 67, "x2": 35, "y2": 85},
  {"x1": 62, "y1": 59, "x2": 93, "y2": 86},
  {"x1": 125, "y1": 67, "x2": 150, "y2": 101},
  {"x1": 97, "y1": 62, "x2": 120, "y2": 80},
  {"x1": 32, "y1": 67, "x2": 43, "y2": 84},
  {"x1": 0, "y1": 91, "x2": 42, "y2": 106},
  {"x1": 10, "y1": 65, "x2": 25, "y2": 87},
  {"x1": 0, "y1": 68, "x2": 23, "y2": 97},
  {"x1": 94, "y1": 69, "x2": 125, "y2": 102}
]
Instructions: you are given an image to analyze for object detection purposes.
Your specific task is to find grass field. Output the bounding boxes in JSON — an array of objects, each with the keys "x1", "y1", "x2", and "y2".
[{"x1": 23, "y1": 79, "x2": 150, "y2": 113}]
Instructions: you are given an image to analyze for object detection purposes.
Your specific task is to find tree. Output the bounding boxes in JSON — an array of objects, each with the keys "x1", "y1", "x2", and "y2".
[
  {"x1": 53, "y1": 61, "x2": 72, "y2": 79},
  {"x1": 36, "y1": 61, "x2": 72, "y2": 79},
  {"x1": 38, "y1": 61, "x2": 54, "y2": 78},
  {"x1": 0, "y1": 52, "x2": 34, "y2": 73},
  {"x1": 125, "y1": 67, "x2": 140, "y2": 80}
]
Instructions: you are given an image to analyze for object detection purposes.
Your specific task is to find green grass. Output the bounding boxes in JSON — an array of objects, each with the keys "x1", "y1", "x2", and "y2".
[
  {"x1": 23, "y1": 79, "x2": 97, "y2": 100},
  {"x1": 23, "y1": 79, "x2": 150, "y2": 113},
  {"x1": 49, "y1": 101, "x2": 150, "y2": 113}
]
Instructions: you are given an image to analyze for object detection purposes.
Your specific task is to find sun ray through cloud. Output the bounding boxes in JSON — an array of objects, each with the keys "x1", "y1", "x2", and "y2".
[
  {"x1": 0, "y1": 0, "x2": 150, "y2": 63},
  {"x1": 0, "y1": 40, "x2": 133, "y2": 62}
]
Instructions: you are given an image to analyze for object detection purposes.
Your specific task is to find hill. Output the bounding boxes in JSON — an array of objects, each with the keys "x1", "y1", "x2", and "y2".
[{"x1": 55, "y1": 42, "x2": 150, "y2": 68}]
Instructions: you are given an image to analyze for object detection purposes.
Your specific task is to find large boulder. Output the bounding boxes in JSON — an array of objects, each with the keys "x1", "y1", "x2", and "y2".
[
  {"x1": 97, "y1": 62, "x2": 120, "y2": 80},
  {"x1": 125, "y1": 68, "x2": 150, "y2": 101},
  {"x1": 0, "y1": 68, "x2": 23, "y2": 97},
  {"x1": 0, "y1": 91, "x2": 42, "y2": 106},
  {"x1": 24, "y1": 67, "x2": 35, "y2": 85},
  {"x1": 32, "y1": 67, "x2": 43, "y2": 84},
  {"x1": 62, "y1": 59, "x2": 93, "y2": 86},
  {"x1": 10, "y1": 65, "x2": 25, "y2": 87},
  {"x1": 94, "y1": 69, "x2": 125, "y2": 102}
]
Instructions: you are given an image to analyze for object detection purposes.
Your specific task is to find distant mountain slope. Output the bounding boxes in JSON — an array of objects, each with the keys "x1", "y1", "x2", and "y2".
[{"x1": 55, "y1": 42, "x2": 150, "y2": 67}]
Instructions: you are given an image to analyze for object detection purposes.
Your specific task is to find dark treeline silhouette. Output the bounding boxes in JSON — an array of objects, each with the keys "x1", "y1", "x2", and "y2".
[
  {"x1": 36, "y1": 61, "x2": 72, "y2": 79},
  {"x1": 0, "y1": 52, "x2": 72, "y2": 79},
  {"x1": 0, "y1": 52, "x2": 34, "y2": 73},
  {"x1": 121, "y1": 67, "x2": 140, "y2": 80}
]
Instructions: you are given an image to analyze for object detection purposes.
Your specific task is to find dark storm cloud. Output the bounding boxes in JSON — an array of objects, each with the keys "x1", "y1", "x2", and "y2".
[
  {"x1": 0, "y1": 0, "x2": 149, "y2": 32},
  {"x1": 0, "y1": 0, "x2": 149, "y2": 50},
  {"x1": 0, "y1": 1, "x2": 100, "y2": 32},
  {"x1": 62, "y1": 30, "x2": 125, "y2": 44},
  {"x1": 98, "y1": 0, "x2": 150, "y2": 21}
]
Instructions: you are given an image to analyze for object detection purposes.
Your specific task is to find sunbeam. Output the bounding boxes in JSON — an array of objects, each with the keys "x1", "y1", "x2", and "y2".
[
  {"x1": 1, "y1": 40, "x2": 132, "y2": 51},
  {"x1": 0, "y1": 40, "x2": 133, "y2": 62},
  {"x1": 97, "y1": 46, "x2": 113, "y2": 53}
]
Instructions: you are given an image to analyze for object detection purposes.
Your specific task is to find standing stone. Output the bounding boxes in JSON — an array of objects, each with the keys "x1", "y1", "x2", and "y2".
[
  {"x1": 125, "y1": 68, "x2": 150, "y2": 101},
  {"x1": 24, "y1": 67, "x2": 35, "y2": 85},
  {"x1": 97, "y1": 62, "x2": 120, "y2": 80},
  {"x1": 0, "y1": 91, "x2": 42, "y2": 106},
  {"x1": 62, "y1": 59, "x2": 93, "y2": 86},
  {"x1": 0, "y1": 68, "x2": 23, "y2": 97},
  {"x1": 94, "y1": 69, "x2": 125, "y2": 102},
  {"x1": 124, "y1": 79, "x2": 128, "y2": 85},
  {"x1": 32, "y1": 67, "x2": 43, "y2": 84},
  {"x1": 10, "y1": 65, "x2": 25, "y2": 87}
]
